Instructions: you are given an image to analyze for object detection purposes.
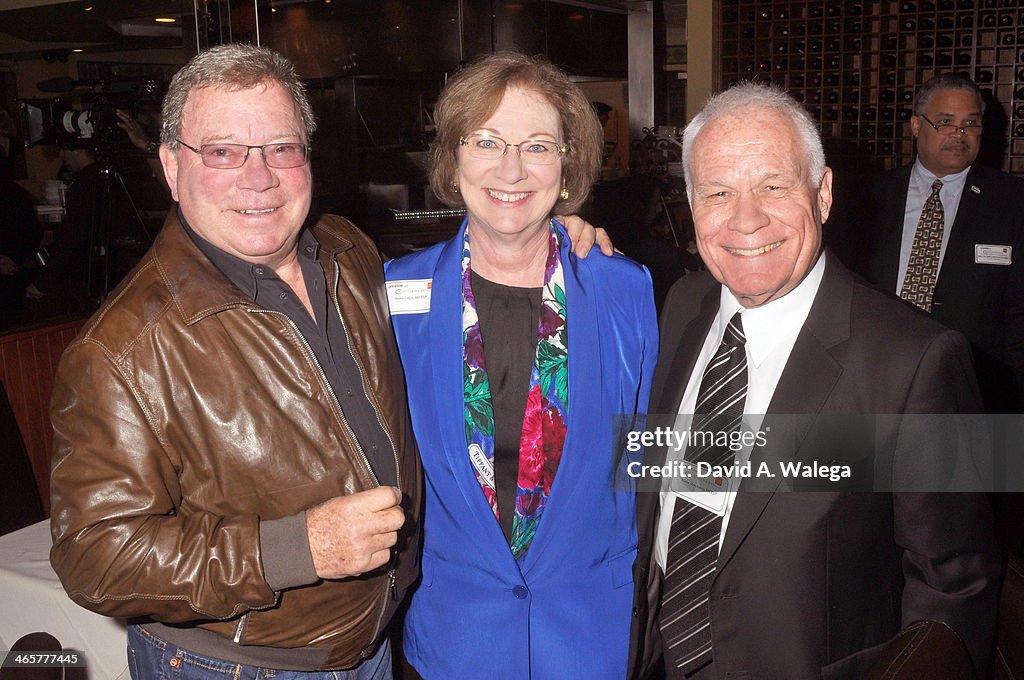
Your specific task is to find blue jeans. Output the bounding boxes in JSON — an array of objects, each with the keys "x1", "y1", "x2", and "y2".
[{"x1": 127, "y1": 626, "x2": 392, "y2": 680}]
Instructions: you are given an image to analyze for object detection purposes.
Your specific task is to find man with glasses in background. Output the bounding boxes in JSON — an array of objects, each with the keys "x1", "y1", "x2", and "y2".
[{"x1": 850, "y1": 72, "x2": 1024, "y2": 414}]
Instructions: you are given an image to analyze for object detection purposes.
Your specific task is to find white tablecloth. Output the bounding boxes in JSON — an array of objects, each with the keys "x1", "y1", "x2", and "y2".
[{"x1": 0, "y1": 520, "x2": 129, "y2": 680}]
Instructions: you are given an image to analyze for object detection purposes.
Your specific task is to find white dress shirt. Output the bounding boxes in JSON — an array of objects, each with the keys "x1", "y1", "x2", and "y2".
[
  {"x1": 655, "y1": 254, "x2": 827, "y2": 573},
  {"x1": 895, "y1": 158, "x2": 971, "y2": 296}
]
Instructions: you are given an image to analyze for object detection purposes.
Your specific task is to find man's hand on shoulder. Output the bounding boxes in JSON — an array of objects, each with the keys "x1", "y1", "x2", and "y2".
[
  {"x1": 557, "y1": 214, "x2": 615, "y2": 258},
  {"x1": 306, "y1": 486, "x2": 404, "y2": 579}
]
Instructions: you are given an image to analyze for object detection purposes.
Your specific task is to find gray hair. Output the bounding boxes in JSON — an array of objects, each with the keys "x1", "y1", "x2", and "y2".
[
  {"x1": 682, "y1": 82, "x2": 826, "y2": 200},
  {"x1": 913, "y1": 72, "x2": 985, "y2": 116},
  {"x1": 160, "y1": 43, "x2": 316, "y2": 150}
]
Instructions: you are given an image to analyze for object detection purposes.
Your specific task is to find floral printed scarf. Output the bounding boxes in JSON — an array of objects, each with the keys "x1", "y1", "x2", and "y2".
[{"x1": 462, "y1": 222, "x2": 569, "y2": 561}]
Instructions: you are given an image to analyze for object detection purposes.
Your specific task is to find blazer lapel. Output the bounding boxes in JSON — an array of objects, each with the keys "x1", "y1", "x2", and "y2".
[
  {"x1": 716, "y1": 254, "x2": 848, "y2": 572},
  {"x1": 521, "y1": 237, "x2": 598, "y2": 573},
  {"x1": 429, "y1": 224, "x2": 513, "y2": 546}
]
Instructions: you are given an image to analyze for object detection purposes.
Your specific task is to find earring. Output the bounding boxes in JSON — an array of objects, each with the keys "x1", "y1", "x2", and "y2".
[
  {"x1": 559, "y1": 178, "x2": 569, "y2": 201},
  {"x1": 451, "y1": 182, "x2": 459, "y2": 193}
]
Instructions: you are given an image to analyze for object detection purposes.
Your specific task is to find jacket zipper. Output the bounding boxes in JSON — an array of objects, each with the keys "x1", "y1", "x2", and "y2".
[
  {"x1": 327, "y1": 262, "x2": 404, "y2": 647},
  {"x1": 327, "y1": 261, "x2": 402, "y2": 491}
]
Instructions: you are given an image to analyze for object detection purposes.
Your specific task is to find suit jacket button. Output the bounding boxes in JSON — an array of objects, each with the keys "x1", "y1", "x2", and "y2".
[{"x1": 512, "y1": 585, "x2": 529, "y2": 599}]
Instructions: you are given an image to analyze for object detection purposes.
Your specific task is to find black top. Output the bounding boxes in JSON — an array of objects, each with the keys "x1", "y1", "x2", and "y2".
[
  {"x1": 470, "y1": 269, "x2": 542, "y2": 544},
  {"x1": 180, "y1": 211, "x2": 397, "y2": 487}
]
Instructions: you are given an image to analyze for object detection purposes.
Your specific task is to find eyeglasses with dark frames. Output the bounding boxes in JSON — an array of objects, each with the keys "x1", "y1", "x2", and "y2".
[
  {"x1": 175, "y1": 139, "x2": 311, "y2": 169},
  {"x1": 918, "y1": 114, "x2": 983, "y2": 137}
]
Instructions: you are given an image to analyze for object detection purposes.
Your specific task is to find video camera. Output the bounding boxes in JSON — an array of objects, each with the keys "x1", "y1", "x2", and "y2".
[{"x1": 20, "y1": 77, "x2": 163, "y2": 150}]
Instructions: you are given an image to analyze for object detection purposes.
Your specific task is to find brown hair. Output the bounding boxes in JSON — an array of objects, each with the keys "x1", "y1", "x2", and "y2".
[
  {"x1": 429, "y1": 51, "x2": 603, "y2": 215},
  {"x1": 160, "y1": 43, "x2": 316, "y2": 151}
]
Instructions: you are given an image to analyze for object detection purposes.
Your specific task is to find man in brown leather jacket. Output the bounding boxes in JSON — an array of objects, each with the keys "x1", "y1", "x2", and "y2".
[{"x1": 48, "y1": 44, "x2": 421, "y2": 679}]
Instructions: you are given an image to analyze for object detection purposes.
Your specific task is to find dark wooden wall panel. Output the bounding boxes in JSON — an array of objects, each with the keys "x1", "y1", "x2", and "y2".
[{"x1": 0, "y1": 318, "x2": 86, "y2": 516}]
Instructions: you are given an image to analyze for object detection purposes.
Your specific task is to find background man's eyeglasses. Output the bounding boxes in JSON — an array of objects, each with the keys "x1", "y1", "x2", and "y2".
[
  {"x1": 459, "y1": 133, "x2": 567, "y2": 165},
  {"x1": 176, "y1": 139, "x2": 311, "y2": 169},
  {"x1": 918, "y1": 115, "x2": 983, "y2": 137}
]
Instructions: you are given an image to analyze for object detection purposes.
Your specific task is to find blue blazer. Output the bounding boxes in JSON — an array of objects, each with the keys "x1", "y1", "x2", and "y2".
[{"x1": 385, "y1": 219, "x2": 658, "y2": 679}]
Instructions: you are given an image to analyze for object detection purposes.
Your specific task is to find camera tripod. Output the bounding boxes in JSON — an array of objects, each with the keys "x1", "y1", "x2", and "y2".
[{"x1": 85, "y1": 153, "x2": 154, "y2": 306}]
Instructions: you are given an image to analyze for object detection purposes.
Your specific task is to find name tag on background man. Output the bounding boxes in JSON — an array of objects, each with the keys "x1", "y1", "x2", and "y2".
[
  {"x1": 386, "y1": 279, "x2": 432, "y2": 315},
  {"x1": 975, "y1": 244, "x2": 1012, "y2": 266}
]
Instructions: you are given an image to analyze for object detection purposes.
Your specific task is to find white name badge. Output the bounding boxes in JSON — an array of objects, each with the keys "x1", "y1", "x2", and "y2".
[
  {"x1": 674, "y1": 474, "x2": 734, "y2": 517},
  {"x1": 975, "y1": 244, "x2": 1012, "y2": 266},
  {"x1": 386, "y1": 279, "x2": 432, "y2": 315},
  {"x1": 468, "y1": 443, "x2": 494, "y2": 488}
]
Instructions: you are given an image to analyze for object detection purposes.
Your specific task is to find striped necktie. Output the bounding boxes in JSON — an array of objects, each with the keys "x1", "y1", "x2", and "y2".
[
  {"x1": 660, "y1": 312, "x2": 747, "y2": 675},
  {"x1": 900, "y1": 179, "x2": 945, "y2": 312}
]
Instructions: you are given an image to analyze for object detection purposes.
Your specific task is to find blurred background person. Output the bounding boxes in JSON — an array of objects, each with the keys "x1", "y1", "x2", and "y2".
[
  {"x1": 0, "y1": 151, "x2": 42, "y2": 330},
  {"x1": 30, "y1": 147, "x2": 97, "y2": 312}
]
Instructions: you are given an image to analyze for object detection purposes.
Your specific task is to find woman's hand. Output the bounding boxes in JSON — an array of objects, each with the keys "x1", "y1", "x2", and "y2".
[{"x1": 557, "y1": 214, "x2": 615, "y2": 258}]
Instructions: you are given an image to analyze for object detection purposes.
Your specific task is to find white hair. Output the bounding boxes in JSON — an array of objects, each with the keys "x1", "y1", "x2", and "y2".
[{"x1": 682, "y1": 82, "x2": 826, "y2": 201}]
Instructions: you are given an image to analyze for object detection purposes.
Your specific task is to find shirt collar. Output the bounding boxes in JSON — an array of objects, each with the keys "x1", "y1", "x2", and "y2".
[
  {"x1": 912, "y1": 156, "x2": 971, "y2": 189},
  {"x1": 177, "y1": 205, "x2": 321, "y2": 299},
  {"x1": 718, "y1": 251, "x2": 826, "y2": 368}
]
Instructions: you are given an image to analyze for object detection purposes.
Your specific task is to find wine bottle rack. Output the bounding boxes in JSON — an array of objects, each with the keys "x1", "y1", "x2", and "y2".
[{"x1": 719, "y1": 0, "x2": 1024, "y2": 173}]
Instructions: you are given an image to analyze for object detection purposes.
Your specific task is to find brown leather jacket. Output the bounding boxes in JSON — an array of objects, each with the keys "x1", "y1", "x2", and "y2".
[{"x1": 49, "y1": 211, "x2": 421, "y2": 670}]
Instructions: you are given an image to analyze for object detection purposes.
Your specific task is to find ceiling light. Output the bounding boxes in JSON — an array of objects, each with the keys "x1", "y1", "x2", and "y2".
[{"x1": 154, "y1": 17, "x2": 177, "y2": 23}]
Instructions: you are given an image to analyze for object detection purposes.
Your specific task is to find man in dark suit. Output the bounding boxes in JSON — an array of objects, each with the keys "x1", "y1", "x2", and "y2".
[
  {"x1": 854, "y1": 73, "x2": 1024, "y2": 413},
  {"x1": 628, "y1": 83, "x2": 1000, "y2": 680}
]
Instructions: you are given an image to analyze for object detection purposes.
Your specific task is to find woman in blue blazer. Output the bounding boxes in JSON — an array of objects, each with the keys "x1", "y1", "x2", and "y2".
[{"x1": 385, "y1": 52, "x2": 658, "y2": 679}]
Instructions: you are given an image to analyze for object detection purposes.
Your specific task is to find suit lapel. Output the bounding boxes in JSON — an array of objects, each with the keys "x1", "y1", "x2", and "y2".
[
  {"x1": 638, "y1": 277, "x2": 718, "y2": 548},
  {"x1": 935, "y1": 165, "x2": 983, "y2": 295},
  {"x1": 653, "y1": 288, "x2": 719, "y2": 418},
  {"x1": 878, "y1": 164, "x2": 913, "y2": 290},
  {"x1": 716, "y1": 254, "x2": 849, "y2": 572}
]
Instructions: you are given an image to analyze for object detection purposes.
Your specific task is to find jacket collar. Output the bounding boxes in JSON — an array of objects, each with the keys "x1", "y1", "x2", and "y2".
[{"x1": 151, "y1": 208, "x2": 355, "y2": 324}]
